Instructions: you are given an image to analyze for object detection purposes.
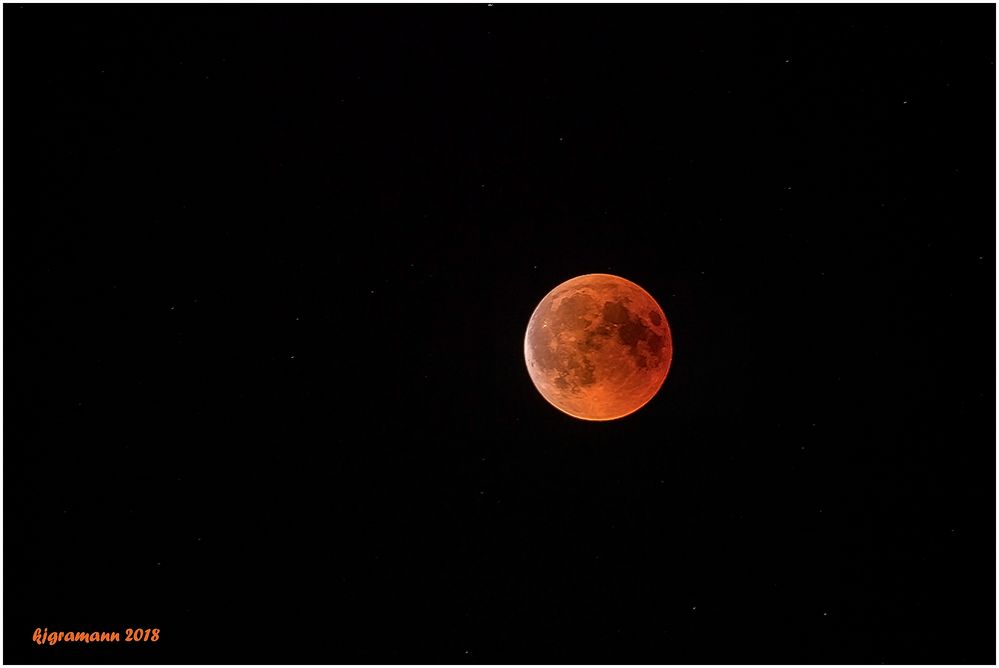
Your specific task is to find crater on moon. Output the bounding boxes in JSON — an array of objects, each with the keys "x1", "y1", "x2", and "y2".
[{"x1": 524, "y1": 274, "x2": 673, "y2": 421}]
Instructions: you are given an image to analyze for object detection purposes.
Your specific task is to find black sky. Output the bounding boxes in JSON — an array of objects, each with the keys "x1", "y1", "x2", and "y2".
[{"x1": 5, "y1": 4, "x2": 995, "y2": 664}]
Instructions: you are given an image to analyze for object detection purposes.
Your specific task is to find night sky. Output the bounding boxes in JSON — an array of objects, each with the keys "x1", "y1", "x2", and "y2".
[{"x1": 5, "y1": 5, "x2": 994, "y2": 664}]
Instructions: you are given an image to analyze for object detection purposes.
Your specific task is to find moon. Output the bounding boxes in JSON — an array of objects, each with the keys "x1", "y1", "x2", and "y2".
[{"x1": 524, "y1": 274, "x2": 673, "y2": 421}]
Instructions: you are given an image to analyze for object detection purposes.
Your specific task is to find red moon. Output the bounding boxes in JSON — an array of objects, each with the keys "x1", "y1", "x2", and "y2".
[{"x1": 524, "y1": 274, "x2": 673, "y2": 421}]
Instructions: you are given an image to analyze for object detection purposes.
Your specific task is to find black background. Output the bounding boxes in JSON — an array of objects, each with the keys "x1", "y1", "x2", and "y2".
[{"x1": 5, "y1": 4, "x2": 995, "y2": 664}]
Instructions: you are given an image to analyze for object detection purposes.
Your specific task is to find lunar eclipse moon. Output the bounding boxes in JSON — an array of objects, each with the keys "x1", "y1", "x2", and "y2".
[{"x1": 524, "y1": 274, "x2": 673, "y2": 421}]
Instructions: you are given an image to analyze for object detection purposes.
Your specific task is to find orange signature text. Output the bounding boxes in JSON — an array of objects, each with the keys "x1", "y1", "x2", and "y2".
[{"x1": 33, "y1": 628, "x2": 159, "y2": 646}]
